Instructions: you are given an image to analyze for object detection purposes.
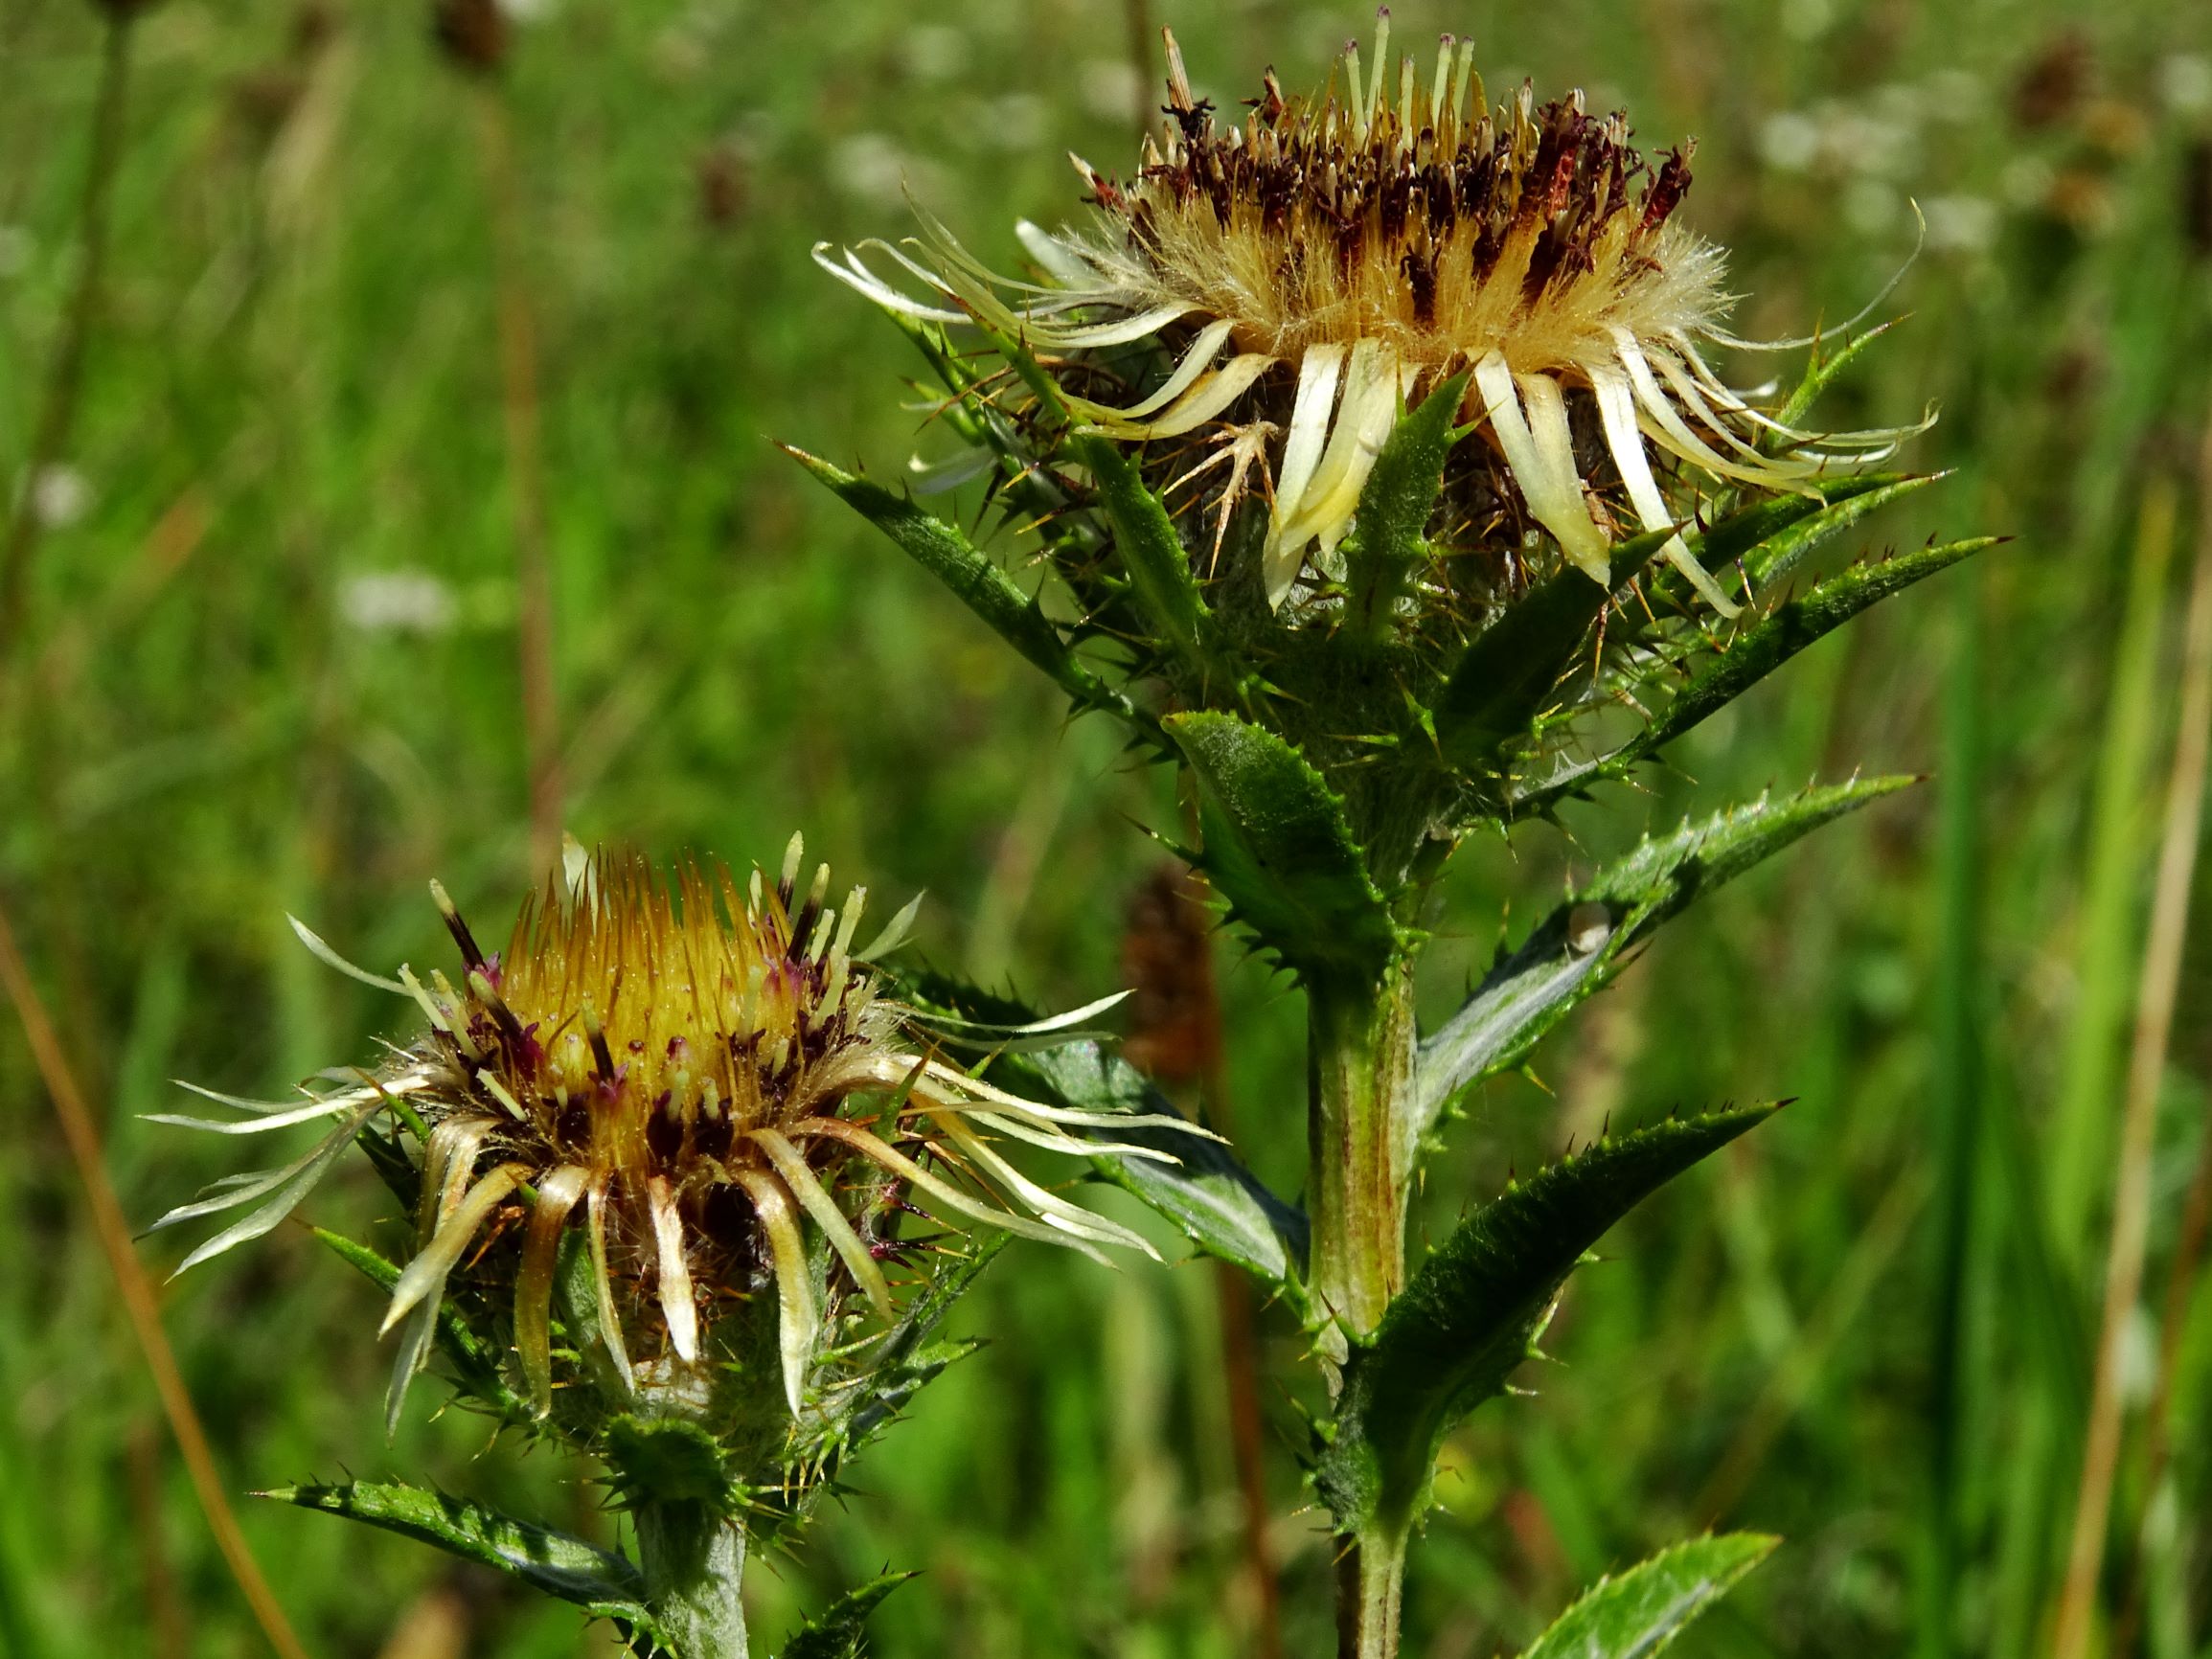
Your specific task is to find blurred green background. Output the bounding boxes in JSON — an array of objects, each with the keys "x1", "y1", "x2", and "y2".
[{"x1": 4, "y1": 0, "x2": 2211, "y2": 1654}]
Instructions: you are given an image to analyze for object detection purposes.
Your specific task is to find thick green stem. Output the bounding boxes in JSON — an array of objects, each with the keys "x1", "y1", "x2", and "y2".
[
  {"x1": 1334, "y1": 1528, "x2": 1408, "y2": 1659},
  {"x1": 635, "y1": 1501, "x2": 748, "y2": 1659},
  {"x1": 1308, "y1": 962, "x2": 1420, "y2": 1345},
  {"x1": 1311, "y1": 963, "x2": 1419, "y2": 1658}
]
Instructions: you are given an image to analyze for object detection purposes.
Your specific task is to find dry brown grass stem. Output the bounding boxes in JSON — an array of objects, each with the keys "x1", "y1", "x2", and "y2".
[
  {"x1": 2053, "y1": 422, "x2": 2212, "y2": 1659},
  {"x1": 1124, "y1": 2, "x2": 1158, "y2": 144},
  {"x1": 0, "y1": 893, "x2": 314, "y2": 1659},
  {"x1": 473, "y1": 83, "x2": 565, "y2": 876},
  {"x1": 0, "y1": 9, "x2": 134, "y2": 665}
]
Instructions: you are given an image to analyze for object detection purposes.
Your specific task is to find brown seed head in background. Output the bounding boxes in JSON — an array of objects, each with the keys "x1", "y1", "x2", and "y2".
[
  {"x1": 1120, "y1": 867, "x2": 1222, "y2": 1090},
  {"x1": 433, "y1": 0, "x2": 507, "y2": 76},
  {"x1": 2011, "y1": 30, "x2": 2091, "y2": 132}
]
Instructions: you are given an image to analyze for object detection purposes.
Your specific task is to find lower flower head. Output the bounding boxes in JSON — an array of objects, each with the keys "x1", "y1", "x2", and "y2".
[{"x1": 153, "y1": 841, "x2": 1173, "y2": 1431}]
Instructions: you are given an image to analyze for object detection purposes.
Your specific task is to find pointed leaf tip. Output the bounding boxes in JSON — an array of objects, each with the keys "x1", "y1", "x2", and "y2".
[
  {"x1": 1318, "y1": 1105, "x2": 1775, "y2": 1535},
  {"x1": 1520, "y1": 1533, "x2": 1778, "y2": 1658},
  {"x1": 1413, "y1": 778, "x2": 1912, "y2": 1155}
]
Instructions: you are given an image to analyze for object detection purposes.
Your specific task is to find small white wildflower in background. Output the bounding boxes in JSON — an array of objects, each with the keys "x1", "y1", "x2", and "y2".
[
  {"x1": 967, "y1": 93, "x2": 1045, "y2": 153},
  {"x1": 2162, "y1": 54, "x2": 2212, "y2": 118},
  {"x1": 1845, "y1": 176, "x2": 1903, "y2": 234},
  {"x1": 2003, "y1": 155, "x2": 2057, "y2": 208},
  {"x1": 1759, "y1": 110, "x2": 1822, "y2": 173},
  {"x1": 832, "y1": 132, "x2": 938, "y2": 208},
  {"x1": 1782, "y1": 0, "x2": 1835, "y2": 42},
  {"x1": 1844, "y1": 98, "x2": 1925, "y2": 180},
  {"x1": 1923, "y1": 69, "x2": 1988, "y2": 124},
  {"x1": 0, "y1": 226, "x2": 32, "y2": 280},
  {"x1": 1924, "y1": 194, "x2": 2000, "y2": 257},
  {"x1": 338, "y1": 569, "x2": 457, "y2": 636},
  {"x1": 495, "y1": 0, "x2": 557, "y2": 21},
  {"x1": 903, "y1": 24, "x2": 965, "y2": 83},
  {"x1": 1078, "y1": 58, "x2": 1140, "y2": 125},
  {"x1": 31, "y1": 464, "x2": 91, "y2": 530}
]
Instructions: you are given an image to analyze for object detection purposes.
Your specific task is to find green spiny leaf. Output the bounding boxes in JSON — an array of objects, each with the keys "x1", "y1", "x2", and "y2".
[
  {"x1": 1016, "y1": 1039, "x2": 1307, "y2": 1294},
  {"x1": 1346, "y1": 372, "x2": 1467, "y2": 642},
  {"x1": 779, "y1": 1571, "x2": 915, "y2": 1659},
  {"x1": 1078, "y1": 435, "x2": 1210, "y2": 667},
  {"x1": 1165, "y1": 709, "x2": 1400, "y2": 987},
  {"x1": 269, "y1": 1480, "x2": 655, "y2": 1626},
  {"x1": 1408, "y1": 778, "x2": 1913, "y2": 1173},
  {"x1": 1520, "y1": 1534, "x2": 1779, "y2": 1658},
  {"x1": 1529, "y1": 537, "x2": 1996, "y2": 810},
  {"x1": 1743, "y1": 473, "x2": 1943, "y2": 590},
  {"x1": 834, "y1": 1233, "x2": 1005, "y2": 1454},
  {"x1": 1425, "y1": 473, "x2": 1912, "y2": 776},
  {"x1": 1767, "y1": 317, "x2": 1904, "y2": 448},
  {"x1": 1317, "y1": 1107, "x2": 1777, "y2": 1537},
  {"x1": 1633, "y1": 470, "x2": 1917, "y2": 618},
  {"x1": 1430, "y1": 522, "x2": 1673, "y2": 777},
  {"x1": 1648, "y1": 537, "x2": 1996, "y2": 755},
  {"x1": 785, "y1": 445, "x2": 1136, "y2": 724}
]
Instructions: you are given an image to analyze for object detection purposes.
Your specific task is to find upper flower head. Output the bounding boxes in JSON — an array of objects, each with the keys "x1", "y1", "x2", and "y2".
[
  {"x1": 822, "y1": 15, "x2": 1918, "y2": 617},
  {"x1": 153, "y1": 842, "x2": 1171, "y2": 1434}
]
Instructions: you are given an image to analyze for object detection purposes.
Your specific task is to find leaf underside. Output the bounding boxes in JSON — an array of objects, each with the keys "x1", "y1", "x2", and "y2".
[{"x1": 1409, "y1": 776, "x2": 1915, "y2": 1161}]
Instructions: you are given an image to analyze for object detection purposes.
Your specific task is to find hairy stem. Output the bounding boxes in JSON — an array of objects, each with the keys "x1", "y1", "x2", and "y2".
[
  {"x1": 1308, "y1": 964, "x2": 1418, "y2": 1346},
  {"x1": 635, "y1": 1501, "x2": 749, "y2": 1659},
  {"x1": 1310, "y1": 963, "x2": 1419, "y2": 1659},
  {"x1": 1334, "y1": 1528, "x2": 1407, "y2": 1659}
]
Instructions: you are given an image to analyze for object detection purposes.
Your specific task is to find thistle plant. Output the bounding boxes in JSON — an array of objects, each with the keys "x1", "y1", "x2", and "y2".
[
  {"x1": 799, "y1": 17, "x2": 1987, "y2": 1657},
  {"x1": 151, "y1": 841, "x2": 1177, "y2": 1657}
]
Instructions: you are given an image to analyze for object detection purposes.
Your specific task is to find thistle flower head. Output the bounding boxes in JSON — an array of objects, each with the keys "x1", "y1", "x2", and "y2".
[
  {"x1": 822, "y1": 15, "x2": 1920, "y2": 616},
  {"x1": 154, "y1": 842, "x2": 1169, "y2": 1438}
]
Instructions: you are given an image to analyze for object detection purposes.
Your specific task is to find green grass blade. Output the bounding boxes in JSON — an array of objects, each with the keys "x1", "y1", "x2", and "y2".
[{"x1": 2047, "y1": 483, "x2": 2178, "y2": 1263}]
